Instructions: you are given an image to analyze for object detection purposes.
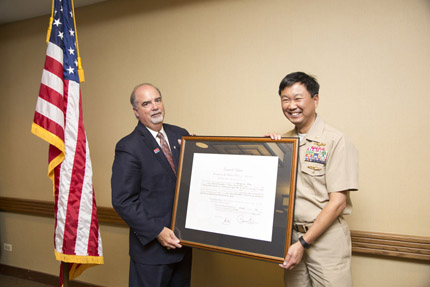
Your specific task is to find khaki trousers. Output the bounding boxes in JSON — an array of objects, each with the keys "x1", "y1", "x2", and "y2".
[{"x1": 284, "y1": 217, "x2": 352, "y2": 287}]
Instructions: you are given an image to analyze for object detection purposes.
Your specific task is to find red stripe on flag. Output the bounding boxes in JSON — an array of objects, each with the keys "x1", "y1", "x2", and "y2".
[
  {"x1": 49, "y1": 145, "x2": 63, "y2": 167},
  {"x1": 33, "y1": 112, "x2": 65, "y2": 141},
  {"x1": 53, "y1": 163, "x2": 61, "y2": 249},
  {"x1": 38, "y1": 84, "x2": 64, "y2": 112},
  {"x1": 88, "y1": 194, "x2": 100, "y2": 255},
  {"x1": 62, "y1": 136, "x2": 86, "y2": 254},
  {"x1": 44, "y1": 55, "x2": 64, "y2": 79}
]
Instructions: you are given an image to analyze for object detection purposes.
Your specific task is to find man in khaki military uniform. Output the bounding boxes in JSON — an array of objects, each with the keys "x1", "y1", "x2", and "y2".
[{"x1": 268, "y1": 72, "x2": 358, "y2": 287}]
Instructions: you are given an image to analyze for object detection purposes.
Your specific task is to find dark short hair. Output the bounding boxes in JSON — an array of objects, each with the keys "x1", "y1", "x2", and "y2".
[
  {"x1": 130, "y1": 83, "x2": 162, "y2": 108},
  {"x1": 278, "y1": 72, "x2": 319, "y2": 97}
]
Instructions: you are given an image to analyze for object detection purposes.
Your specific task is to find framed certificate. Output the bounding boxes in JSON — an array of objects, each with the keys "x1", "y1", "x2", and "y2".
[{"x1": 172, "y1": 136, "x2": 299, "y2": 263}]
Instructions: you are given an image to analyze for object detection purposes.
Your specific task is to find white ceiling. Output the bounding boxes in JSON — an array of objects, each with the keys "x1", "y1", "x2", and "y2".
[{"x1": 0, "y1": 0, "x2": 106, "y2": 24}]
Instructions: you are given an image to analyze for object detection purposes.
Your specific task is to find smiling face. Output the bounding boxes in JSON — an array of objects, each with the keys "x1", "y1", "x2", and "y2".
[
  {"x1": 280, "y1": 82, "x2": 319, "y2": 134},
  {"x1": 132, "y1": 85, "x2": 165, "y2": 131}
]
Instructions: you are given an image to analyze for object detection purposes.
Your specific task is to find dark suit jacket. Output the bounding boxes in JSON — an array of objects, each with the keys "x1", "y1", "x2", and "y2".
[{"x1": 111, "y1": 122, "x2": 190, "y2": 265}]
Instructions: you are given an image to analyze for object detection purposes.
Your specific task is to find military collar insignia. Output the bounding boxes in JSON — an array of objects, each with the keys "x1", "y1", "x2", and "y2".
[{"x1": 313, "y1": 142, "x2": 326, "y2": 146}]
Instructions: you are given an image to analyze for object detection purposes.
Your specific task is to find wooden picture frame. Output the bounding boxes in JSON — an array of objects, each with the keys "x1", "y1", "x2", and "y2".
[{"x1": 172, "y1": 136, "x2": 299, "y2": 263}]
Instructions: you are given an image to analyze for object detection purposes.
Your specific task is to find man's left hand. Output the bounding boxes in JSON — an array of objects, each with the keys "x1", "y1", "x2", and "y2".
[
  {"x1": 279, "y1": 241, "x2": 304, "y2": 270},
  {"x1": 156, "y1": 227, "x2": 182, "y2": 250}
]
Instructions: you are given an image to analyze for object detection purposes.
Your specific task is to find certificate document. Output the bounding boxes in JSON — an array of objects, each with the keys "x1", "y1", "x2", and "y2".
[{"x1": 185, "y1": 153, "x2": 279, "y2": 242}]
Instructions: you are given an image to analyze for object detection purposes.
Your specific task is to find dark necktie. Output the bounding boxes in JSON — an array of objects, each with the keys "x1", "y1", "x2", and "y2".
[{"x1": 157, "y1": 132, "x2": 176, "y2": 175}]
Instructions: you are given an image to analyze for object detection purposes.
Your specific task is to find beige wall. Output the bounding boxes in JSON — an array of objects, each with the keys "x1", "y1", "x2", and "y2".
[{"x1": 0, "y1": 0, "x2": 429, "y2": 286}]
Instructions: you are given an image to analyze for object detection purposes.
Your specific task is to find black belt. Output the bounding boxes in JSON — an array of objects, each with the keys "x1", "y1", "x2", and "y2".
[{"x1": 293, "y1": 223, "x2": 311, "y2": 233}]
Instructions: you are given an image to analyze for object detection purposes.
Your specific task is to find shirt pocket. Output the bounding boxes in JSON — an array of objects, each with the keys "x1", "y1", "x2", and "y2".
[{"x1": 301, "y1": 163, "x2": 327, "y2": 198}]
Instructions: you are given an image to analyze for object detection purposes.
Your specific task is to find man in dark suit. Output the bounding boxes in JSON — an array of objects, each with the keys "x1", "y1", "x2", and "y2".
[{"x1": 112, "y1": 83, "x2": 192, "y2": 287}]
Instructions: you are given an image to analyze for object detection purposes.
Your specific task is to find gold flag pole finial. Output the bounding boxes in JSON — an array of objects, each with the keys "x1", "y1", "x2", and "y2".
[
  {"x1": 71, "y1": 0, "x2": 85, "y2": 83},
  {"x1": 46, "y1": 0, "x2": 55, "y2": 43}
]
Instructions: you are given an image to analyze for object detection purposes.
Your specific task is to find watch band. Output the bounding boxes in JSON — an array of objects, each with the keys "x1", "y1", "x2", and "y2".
[{"x1": 299, "y1": 236, "x2": 311, "y2": 249}]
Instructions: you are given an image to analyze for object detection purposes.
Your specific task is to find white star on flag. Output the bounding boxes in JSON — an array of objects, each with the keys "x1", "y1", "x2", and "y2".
[{"x1": 53, "y1": 18, "x2": 61, "y2": 26}]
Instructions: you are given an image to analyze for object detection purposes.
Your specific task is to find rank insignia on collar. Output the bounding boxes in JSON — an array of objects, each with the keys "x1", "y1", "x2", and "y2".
[{"x1": 305, "y1": 145, "x2": 328, "y2": 164}]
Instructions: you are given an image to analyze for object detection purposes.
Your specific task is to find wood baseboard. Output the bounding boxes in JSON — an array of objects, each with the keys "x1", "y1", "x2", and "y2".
[{"x1": 0, "y1": 196, "x2": 429, "y2": 262}]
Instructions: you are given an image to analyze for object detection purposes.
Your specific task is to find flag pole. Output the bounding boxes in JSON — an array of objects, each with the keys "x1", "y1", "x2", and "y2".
[
  {"x1": 62, "y1": 262, "x2": 69, "y2": 287},
  {"x1": 46, "y1": 0, "x2": 54, "y2": 43}
]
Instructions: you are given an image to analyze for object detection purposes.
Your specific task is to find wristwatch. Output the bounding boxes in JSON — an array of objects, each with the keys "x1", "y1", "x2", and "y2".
[{"x1": 299, "y1": 236, "x2": 311, "y2": 249}]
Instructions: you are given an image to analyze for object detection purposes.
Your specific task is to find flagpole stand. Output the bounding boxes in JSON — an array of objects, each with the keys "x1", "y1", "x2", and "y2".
[{"x1": 62, "y1": 262, "x2": 69, "y2": 287}]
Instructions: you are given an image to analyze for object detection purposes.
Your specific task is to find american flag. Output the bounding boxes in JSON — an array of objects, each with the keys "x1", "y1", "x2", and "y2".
[{"x1": 31, "y1": 0, "x2": 103, "y2": 283}]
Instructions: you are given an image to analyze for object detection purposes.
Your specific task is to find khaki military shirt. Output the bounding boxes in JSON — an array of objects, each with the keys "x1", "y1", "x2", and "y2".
[{"x1": 285, "y1": 116, "x2": 359, "y2": 223}]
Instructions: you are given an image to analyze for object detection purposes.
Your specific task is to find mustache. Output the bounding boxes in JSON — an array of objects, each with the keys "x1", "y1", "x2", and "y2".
[{"x1": 150, "y1": 110, "x2": 162, "y2": 116}]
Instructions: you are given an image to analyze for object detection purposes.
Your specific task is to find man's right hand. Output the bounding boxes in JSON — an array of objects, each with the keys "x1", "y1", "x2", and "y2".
[{"x1": 264, "y1": 133, "x2": 281, "y2": 140}]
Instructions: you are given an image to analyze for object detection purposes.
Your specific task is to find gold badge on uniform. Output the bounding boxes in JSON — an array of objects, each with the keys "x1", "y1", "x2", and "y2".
[{"x1": 307, "y1": 165, "x2": 322, "y2": 171}]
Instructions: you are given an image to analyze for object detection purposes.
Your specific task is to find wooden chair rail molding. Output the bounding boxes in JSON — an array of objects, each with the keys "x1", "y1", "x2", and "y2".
[{"x1": 1, "y1": 196, "x2": 429, "y2": 262}]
